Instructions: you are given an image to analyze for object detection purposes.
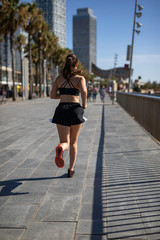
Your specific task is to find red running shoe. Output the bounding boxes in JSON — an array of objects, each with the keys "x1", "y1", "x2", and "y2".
[{"x1": 55, "y1": 145, "x2": 64, "y2": 168}]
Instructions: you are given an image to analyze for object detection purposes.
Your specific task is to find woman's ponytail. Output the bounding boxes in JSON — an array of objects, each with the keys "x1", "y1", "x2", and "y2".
[{"x1": 63, "y1": 54, "x2": 79, "y2": 79}]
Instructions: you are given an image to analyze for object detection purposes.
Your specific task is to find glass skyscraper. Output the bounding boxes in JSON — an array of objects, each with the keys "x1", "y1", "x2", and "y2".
[
  {"x1": 73, "y1": 8, "x2": 97, "y2": 73},
  {"x1": 36, "y1": 0, "x2": 66, "y2": 48}
]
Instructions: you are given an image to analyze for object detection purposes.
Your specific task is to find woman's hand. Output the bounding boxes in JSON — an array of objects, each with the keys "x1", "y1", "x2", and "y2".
[
  {"x1": 82, "y1": 104, "x2": 87, "y2": 109},
  {"x1": 79, "y1": 76, "x2": 87, "y2": 109}
]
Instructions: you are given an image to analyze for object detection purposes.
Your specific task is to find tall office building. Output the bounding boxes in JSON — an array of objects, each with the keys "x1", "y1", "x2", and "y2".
[
  {"x1": 73, "y1": 8, "x2": 97, "y2": 73},
  {"x1": 36, "y1": 0, "x2": 66, "y2": 48}
]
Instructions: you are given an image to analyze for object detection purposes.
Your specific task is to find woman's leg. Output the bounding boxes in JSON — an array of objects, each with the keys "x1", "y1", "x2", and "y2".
[
  {"x1": 56, "y1": 124, "x2": 70, "y2": 151},
  {"x1": 69, "y1": 124, "x2": 82, "y2": 171}
]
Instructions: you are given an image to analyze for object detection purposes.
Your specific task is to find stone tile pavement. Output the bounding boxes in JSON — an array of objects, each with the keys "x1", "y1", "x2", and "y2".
[{"x1": 0, "y1": 95, "x2": 160, "y2": 240}]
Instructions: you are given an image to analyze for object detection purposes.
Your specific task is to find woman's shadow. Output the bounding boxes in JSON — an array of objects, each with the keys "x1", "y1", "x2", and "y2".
[{"x1": 0, "y1": 174, "x2": 67, "y2": 196}]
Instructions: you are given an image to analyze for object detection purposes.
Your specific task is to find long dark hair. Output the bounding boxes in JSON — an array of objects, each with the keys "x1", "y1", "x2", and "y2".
[{"x1": 62, "y1": 54, "x2": 79, "y2": 79}]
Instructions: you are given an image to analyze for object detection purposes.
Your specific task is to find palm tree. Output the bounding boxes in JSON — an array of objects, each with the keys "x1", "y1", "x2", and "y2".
[
  {"x1": 37, "y1": 21, "x2": 49, "y2": 97},
  {"x1": 0, "y1": 39, "x2": 2, "y2": 83},
  {"x1": 0, "y1": 3, "x2": 10, "y2": 91},
  {"x1": 33, "y1": 22, "x2": 59, "y2": 97},
  {"x1": 16, "y1": 34, "x2": 26, "y2": 89},
  {"x1": 22, "y1": 2, "x2": 44, "y2": 99},
  {"x1": 0, "y1": 0, "x2": 27, "y2": 101},
  {"x1": 43, "y1": 31, "x2": 59, "y2": 96},
  {"x1": 44, "y1": 32, "x2": 59, "y2": 90},
  {"x1": 31, "y1": 43, "x2": 39, "y2": 94},
  {"x1": 4, "y1": 33, "x2": 9, "y2": 86}
]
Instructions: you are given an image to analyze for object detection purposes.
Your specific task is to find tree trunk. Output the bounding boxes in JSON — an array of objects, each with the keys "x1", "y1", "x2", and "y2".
[
  {"x1": 20, "y1": 47, "x2": 24, "y2": 98},
  {"x1": 28, "y1": 33, "x2": 32, "y2": 99},
  {"x1": 46, "y1": 59, "x2": 49, "y2": 96},
  {"x1": 4, "y1": 33, "x2": 8, "y2": 86},
  {"x1": 50, "y1": 58, "x2": 54, "y2": 81},
  {"x1": 35, "y1": 63, "x2": 38, "y2": 87},
  {"x1": 39, "y1": 41, "x2": 42, "y2": 97},
  {"x1": 35, "y1": 62, "x2": 38, "y2": 95},
  {"x1": 20, "y1": 48, "x2": 23, "y2": 84},
  {"x1": 0, "y1": 42, "x2": 2, "y2": 82},
  {"x1": 10, "y1": 32, "x2": 16, "y2": 101}
]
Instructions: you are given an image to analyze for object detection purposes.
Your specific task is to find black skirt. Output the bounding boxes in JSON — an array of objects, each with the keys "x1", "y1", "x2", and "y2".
[{"x1": 52, "y1": 102, "x2": 85, "y2": 126}]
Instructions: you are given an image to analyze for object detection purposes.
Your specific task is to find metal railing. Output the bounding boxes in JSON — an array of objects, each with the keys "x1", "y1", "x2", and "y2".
[{"x1": 117, "y1": 92, "x2": 160, "y2": 142}]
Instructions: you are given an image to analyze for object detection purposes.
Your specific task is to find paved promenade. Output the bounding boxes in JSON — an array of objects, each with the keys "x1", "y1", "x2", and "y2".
[{"x1": 0, "y1": 95, "x2": 160, "y2": 240}]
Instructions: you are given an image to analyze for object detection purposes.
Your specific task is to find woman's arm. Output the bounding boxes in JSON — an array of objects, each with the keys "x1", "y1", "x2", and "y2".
[
  {"x1": 79, "y1": 76, "x2": 87, "y2": 109},
  {"x1": 50, "y1": 79, "x2": 60, "y2": 99}
]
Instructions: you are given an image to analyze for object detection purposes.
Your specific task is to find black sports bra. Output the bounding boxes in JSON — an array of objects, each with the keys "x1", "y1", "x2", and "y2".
[{"x1": 59, "y1": 77, "x2": 80, "y2": 96}]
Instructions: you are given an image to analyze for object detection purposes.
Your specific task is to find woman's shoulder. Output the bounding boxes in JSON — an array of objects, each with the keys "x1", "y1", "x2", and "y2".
[
  {"x1": 56, "y1": 74, "x2": 66, "y2": 81},
  {"x1": 55, "y1": 75, "x2": 65, "y2": 87},
  {"x1": 73, "y1": 74, "x2": 85, "y2": 81},
  {"x1": 70, "y1": 74, "x2": 84, "y2": 89}
]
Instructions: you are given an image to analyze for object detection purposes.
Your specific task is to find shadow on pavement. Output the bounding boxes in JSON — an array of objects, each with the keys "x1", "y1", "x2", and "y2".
[
  {"x1": 91, "y1": 105, "x2": 106, "y2": 239},
  {"x1": 0, "y1": 174, "x2": 67, "y2": 196}
]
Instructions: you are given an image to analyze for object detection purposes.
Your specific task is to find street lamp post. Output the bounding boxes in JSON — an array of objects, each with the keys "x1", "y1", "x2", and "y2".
[
  {"x1": 114, "y1": 53, "x2": 118, "y2": 78},
  {"x1": 44, "y1": 59, "x2": 46, "y2": 98},
  {"x1": 21, "y1": 45, "x2": 25, "y2": 101},
  {"x1": 128, "y1": 0, "x2": 143, "y2": 92}
]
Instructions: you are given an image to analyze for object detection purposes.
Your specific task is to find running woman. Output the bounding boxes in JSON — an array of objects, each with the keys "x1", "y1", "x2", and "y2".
[{"x1": 50, "y1": 54, "x2": 87, "y2": 177}]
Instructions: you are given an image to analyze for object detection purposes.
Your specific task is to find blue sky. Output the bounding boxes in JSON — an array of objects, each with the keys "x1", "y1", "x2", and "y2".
[
  {"x1": 66, "y1": 0, "x2": 160, "y2": 83},
  {"x1": 26, "y1": 0, "x2": 160, "y2": 83}
]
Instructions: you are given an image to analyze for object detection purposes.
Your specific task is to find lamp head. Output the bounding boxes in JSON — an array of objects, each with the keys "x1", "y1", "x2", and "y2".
[
  {"x1": 138, "y1": 5, "x2": 144, "y2": 11},
  {"x1": 135, "y1": 30, "x2": 141, "y2": 35},
  {"x1": 136, "y1": 12, "x2": 142, "y2": 18},
  {"x1": 136, "y1": 22, "x2": 142, "y2": 28}
]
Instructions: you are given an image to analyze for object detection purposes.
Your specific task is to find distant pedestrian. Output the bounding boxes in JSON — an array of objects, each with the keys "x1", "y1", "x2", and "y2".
[
  {"x1": 92, "y1": 85, "x2": 98, "y2": 102},
  {"x1": 50, "y1": 54, "x2": 87, "y2": 177},
  {"x1": 1, "y1": 88, "x2": 6, "y2": 101},
  {"x1": 2, "y1": 89, "x2": 4, "y2": 98},
  {"x1": 87, "y1": 86, "x2": 92, "y2": 102},
  {"x1": 109, "y1": 86, "x2": 112, "y2": 94},
  {"x1": 108, "y1": 85, "x2": 112, "y2": 97},
  {"x1": 99, "y1": 85, "x2": 106, "y2": 102}
]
